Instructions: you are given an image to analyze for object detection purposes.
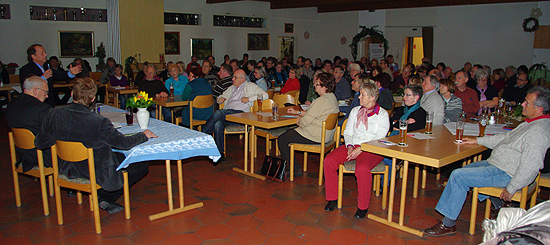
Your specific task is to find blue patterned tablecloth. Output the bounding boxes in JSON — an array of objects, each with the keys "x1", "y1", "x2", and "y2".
[{"x1": 99, "y1": 105, "x2": 221, "y2": 171}]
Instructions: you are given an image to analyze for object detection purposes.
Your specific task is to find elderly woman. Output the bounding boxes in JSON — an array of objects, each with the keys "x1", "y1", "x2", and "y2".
[
  {"x1": 278, "y1": 72, "x2": 340, "y2": 177},
  {"x1": 109, "y1": 64, "x2": 129, "y2": 109},
  {"x1": 323, "y1": 82, "x2": 389, "y2": 218},
  {"x1": 165, "y1": 63, "x2": 189, "y2": 96},
  {"x1": 390, "y1": 84, "x2": 426, "y2": 135},
  {"x1": 475, "y1": 69, "x2": 499, "y2": 113},
  {"x1": 253, "y1": 66, "x2": 268, "y2": 91},
  {"x1": 439, "y1": 79, "x2": 463, "y2": 123},
  {"x1": 280, "y1": 67, "x2": 301, "y2": 94},
  {"x1": 175, "y1": 61, "x2": 189, "y2": 78},
  {"x1": 180, "y1": 67, "x2": 214, "y2": 127}
]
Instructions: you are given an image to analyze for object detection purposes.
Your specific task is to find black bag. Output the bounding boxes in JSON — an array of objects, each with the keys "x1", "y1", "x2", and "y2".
[{"x1": 260, "y1": 155, "x2": 287, "y2": 182}]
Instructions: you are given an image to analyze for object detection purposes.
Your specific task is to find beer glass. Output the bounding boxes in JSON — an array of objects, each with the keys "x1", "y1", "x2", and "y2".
[
  {"x1": 455, "y1": 118, "x2": 465, "y2": 143},
  {"x1": 425, "y1": 111, "x2": 434, "y2": 134},
  {"x1": 257, "y1": 93, "x2": 263, "y2": 112},
  {"x1": 272, "y1": 102, "x2": 279, "y2": 120},
  {"x1": 479, "y1": 113, "x2": 488, "y2": 137},
  {"x1": 398, "y1": 119, "x2": 408, "y2": 147}
]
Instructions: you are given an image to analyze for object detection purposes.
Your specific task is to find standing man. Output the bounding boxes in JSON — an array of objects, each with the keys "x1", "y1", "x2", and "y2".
[
  {"x1": 420, "y1": 75, "x2": 445, "y2": 126},
  {"x1": 19, "y1": 44, "x2": 82, "y2": 106},
  {"x1": 202, "y1": 69, "x2": 268, "y2": 162},
  {"x1": 425, "y1": 87, "x2": 550, "y2": 237},
  {"x1": 212, "y1": 64, "x2": 234, "y2": 98},
  {"x1": 453, "y1": 71, "x2": 480, "y2": 118},
  {"x1": 6, "y1": 76, "x2": 52, "y2": 171}
]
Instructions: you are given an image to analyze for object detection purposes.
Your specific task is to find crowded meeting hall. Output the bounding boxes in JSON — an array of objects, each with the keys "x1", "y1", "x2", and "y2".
[{"x1": 1, "y1": 0, "x2": 550, "y2": 244}]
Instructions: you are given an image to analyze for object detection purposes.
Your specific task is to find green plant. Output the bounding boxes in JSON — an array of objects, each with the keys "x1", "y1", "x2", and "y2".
[
  {"x1": 94, "y1": 42, "x2": 106, "y2": 66},
  {"x1": 124, "y1": 56, "x2": 137, "y2": 76},
  {"x1": 126, "y1": 91, "x2": 155, "y2": 109},
  {"x1": 349, "y1": 25, "x2": 389, "y2": 61},
  {"x1": 528, "y1": 62, "x2": 550, "y2": 84}
]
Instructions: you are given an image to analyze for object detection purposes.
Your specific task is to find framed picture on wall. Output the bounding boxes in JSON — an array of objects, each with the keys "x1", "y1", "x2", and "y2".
[
  {"x1": 191, "y1": 38, "x2": 213, "y2": 60},
  {"x1": 165, "y1": 32, "x2": 180, "y2": 55},
  {"x1": 278, "y1": 36, "x2": 294, "y2": 61},
  {"x1": 58, "y1": 31, "x2": 94, "y2": 57},
  {"x1": 284, "y1": 23, "x2": 294, "y2": 33},
  {"x1": 248, "y1": 33, "x2": 269, "y2": 50}
]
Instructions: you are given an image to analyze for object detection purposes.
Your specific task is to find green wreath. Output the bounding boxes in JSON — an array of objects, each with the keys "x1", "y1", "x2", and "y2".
[
  {"x1": 349, "y1": 25, "x2": 389, "y2": 61},
  {"x1": 523, "y1": 17, "x2": 539, "y2": 32}
]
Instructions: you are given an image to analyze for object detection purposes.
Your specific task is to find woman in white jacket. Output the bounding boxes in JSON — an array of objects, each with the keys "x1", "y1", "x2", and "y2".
[{"x1": 323, "y1": 82, "x2": 390, "y2": 218}]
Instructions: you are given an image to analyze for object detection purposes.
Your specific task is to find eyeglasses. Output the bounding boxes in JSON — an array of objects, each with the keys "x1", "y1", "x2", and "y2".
[
  {"x1": 524, "y1": 100, "x2": 538, "y2": 107},
  {"x1": 37, "y1": 88, "x2": 49, "y2": 94}
]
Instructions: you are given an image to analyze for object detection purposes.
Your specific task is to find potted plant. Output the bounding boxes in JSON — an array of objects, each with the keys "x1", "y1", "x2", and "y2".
[
  {"x1": 126, "y1": 91, "x2": 155, "y2": 129},
  {"x1": 94, "y1": 42, "x2": 106, "y2": 72}
]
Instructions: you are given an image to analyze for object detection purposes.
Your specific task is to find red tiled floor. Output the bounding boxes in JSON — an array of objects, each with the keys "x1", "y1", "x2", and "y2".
[{"x1": 1, "y1": 114, "x2": 544, "y2": 244}]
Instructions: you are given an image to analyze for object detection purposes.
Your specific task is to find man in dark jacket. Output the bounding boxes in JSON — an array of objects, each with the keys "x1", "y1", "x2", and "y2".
[{"x1": 35, "y1": 78, "x2": 158, "y2": 214}]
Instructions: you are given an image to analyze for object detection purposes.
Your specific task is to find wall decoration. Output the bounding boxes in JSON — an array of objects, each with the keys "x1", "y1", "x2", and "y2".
[
  {"x1": 164, "y1": 32, "x2": 180, "y2": 55},
  {"x1": 304, "y1": 31, "x2": 310, "y2": 39},
  {"x1": 191, "y1": 38, "x2": 213, "y2": 60},
  {"x1": 58, "y1": 31, "x2": 94, "y2": 57},
  {"x1": 284, "y1": 23, "x2": 294, "y2": 33},
  {"x1": 340, "y1": 36, "x2": 347, "y2": 45},
  {"x1": 349, "y1": 25, "x2": 388, "y2": 61},
  {"x1": 248, "y1": 34, "x2": 269, "y2": 50},
  {"x1": 278, "y1": 36, "x2": 294, "y2": 61}
]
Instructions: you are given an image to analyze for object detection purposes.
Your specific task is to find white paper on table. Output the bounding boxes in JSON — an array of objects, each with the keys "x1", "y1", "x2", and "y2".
[
  {"x1": 300, "y1": 104, "x2": 310, "y2": 111},
  {"x1": 408, "y1": 133, "x2": 436, "y2": 140},
  {"x1": 112, "y1": 86, "x2": 126, "y2": 90},
  {"x1": 444, "y1": 122, "x2": 511, "y2": 136}
]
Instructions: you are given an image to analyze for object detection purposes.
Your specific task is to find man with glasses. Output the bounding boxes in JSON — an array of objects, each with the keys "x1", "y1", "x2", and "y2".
[
  {"x1": 503, "y1": 73, "x2": 534, "y2": 105},
  {"x1": 202, "y1": 69, "x2": 268, "y2": 163},
  {"x1": 6, "y1": 76, "x2": 52, "y2": 172},
  {"x1": 425, "y1": 86, "x2": 550, "y2": 237}
]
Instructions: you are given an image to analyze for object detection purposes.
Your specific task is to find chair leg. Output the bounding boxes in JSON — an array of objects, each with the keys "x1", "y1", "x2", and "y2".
[
  {"x1": 265, "y1": 135, "x2": 270, "y2": 156},
  {"x1": 436, "y1": 169, "x2": 441, "y2": 180},
  {"x1": 318, "y1": 151, "x2": 325, "y2": 186},
  {"x1": 382, "y1": 166, "x2": 388, "y2": 210},
  {"x1": 54, "y1": 181, "x2": 63, "y2": 225},
  {"x1": 223, "y1": 133, "x2": 227, "y2": 156},
  {"x1": 91, "y1": 188, "x2": 101, "y2": 234},
  {"x1": 530, "y1": 186, "x2": 538, "y2": 208},
  {"x1": 77, "y1": 191, "x2": 83, "y2": 204},
  {"x1": 374, "y1": 175, "x2": 380, "y2": 197},
  {"x1": 275, "y1": 140, "x2": 280, "y2": 156},
  {"x1": 469, "y1": 187, "x2": 479, "y2": 235},
  {"x1": 290, "y1": 145, "x2": 295, "y2": 182},
  {"x1": 303, "y1": 152, "x2": 308, "y2": 172},
  {"x1": 422, "y1": 168, "x2": 427, "y2": 189},
  {"x1": 484, "y1": 199, "x2": 491, "y2": 219},
  {"x1": 337, "y1": 165, "x2": 344, "y2": 209},
  {"x1": 89, "y1": 195, "x2": 94, "y2": 211},
  {"x1": 123, "y1": 171, "x2": 131, "y2": 219},
  {"x1": 12, "y1": 169, "x2": 21, "y2": 207},
  {"x1": 48, "y1": 175, "x2": 54, "y2": 197},
  {"x1": 39, "y1": 171, "x2": 50, "y2": 216}
]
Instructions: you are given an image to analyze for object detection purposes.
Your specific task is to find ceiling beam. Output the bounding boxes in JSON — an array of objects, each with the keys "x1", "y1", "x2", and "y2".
[
  {"x1": 206, "y1": 0, "x2": 244, "y2": 4},
  {"x1": 316, "y1": 0, "x2": 538, "y2": 12},
  {"x1": 269, "y1": 0, "x2": 364, "y2": 9}
]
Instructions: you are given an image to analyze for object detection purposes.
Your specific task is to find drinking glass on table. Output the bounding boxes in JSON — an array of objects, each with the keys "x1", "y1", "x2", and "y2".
[
  {"x1": 126, "y1": 108, "x2": 134, "y2": 125},
  {"x1": 425, "y1": 111, "x2": 434, "y2": 134},
  {"x1": 272, "y1": 102, "x2": 279, "y2": 120},
  {"x1": 478, "y1": 112, "x2": 488, "y2": 137},
  {"x1": 257, "y1": 94, "x2": 264, "y2": 112},
  {"x1": 398, "y1": 119, "x2": 408, "y2": 147},
  {"x1": 506, "y1": 104, "x2": 514, "y2": 125},
  {"x1": 455, "y1": 117, "x2": 465, "y2": 143}
]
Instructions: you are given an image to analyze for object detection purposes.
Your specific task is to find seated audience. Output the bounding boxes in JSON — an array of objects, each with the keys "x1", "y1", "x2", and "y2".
[
  {"x1": 424, "y1": 87, "x2": 550, "y2": 237},
  {"x1": 298, "y1": 66, "x2": 311, "y2": 104},
  {"x1": 503, "y1": 73, "x2": 533, "y2": 105},
  {"x1": 212, "y1": 64, "x2": 234, "y2": 98},
  {"x1": 72, "y1": 58, "x2": 90, "y2": 78},
  {"x1": 323, "y1": 82, "x2": 390, "y2": 218},
  {"x1": 176, "y1": 61, "x2": 189, "y2": 78},
  {"x1": 373, "y1": 73, "x2": 394, "y2": 110},
  {"x1": 202, "y1": 60, "x2": 217, "y2": 87},
  {"x1": 109, "y1": 64, "x2": 129, "y2": 109},
  {"x1": 180, "y1": 67, "x2": 214, "y2": 127},
  {"x1": 253, "y1": 66, "x2": 269, "y2": 92},
  {"x1": 135, "y1": 65, "x2": 169, "y2": 118},
  {"x1": 303, "y1": 58, "x2": 315, "y2": 80},
  {"x1": 379, "y1": 59, "x2": 393, "y2": 78},
  {"x1": 391, "y1": 66, "x2": 412, "y2": 92},
  {"x1": 271, "y1": 62, "x2": 288, "y2": 87},
  {"x1": 280, "y1": 67, "x2": 301, "y2": 94},
  {"x1": 474, "y1": 69, "x2": 499, "y2": 113},
  {"x1": 453, "y1": 71, "x2": 480, "y2": 118},
  {"x1": 341, "y1": 74, "x2": 370, "y2": 124},
  {"x1": 389, "y1": 84, "x2": 426, "y2": 135},
  {"x1": 134, "y1": 62, "x2": 148, "y2": 82},
  {"x1": 492, "y1": 68, "x2": 506, "y2": 92},
  {"x1": 35, "y1": 77, "x2": 158, "y2": 214},
  {"x1": 439, "y1": 79, "x2": 463, "y2": 123},
  {"x1": 333, "y1": 65, "x2": 352, "y2": 101},
  {"x1": 278, "y1": 72, "x2": 339, "y2": 176},
  {"x1": 420, "y1": 75, "x2": 445, "y2": 126}
]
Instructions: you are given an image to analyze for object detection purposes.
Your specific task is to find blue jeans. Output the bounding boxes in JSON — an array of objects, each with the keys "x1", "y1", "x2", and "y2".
[
  {"x1": 435, "y1": 160, "x2": 511, "y2": 220},
  {"x1": 201, "y1": 109, "x2": 244, "y2": 155}
]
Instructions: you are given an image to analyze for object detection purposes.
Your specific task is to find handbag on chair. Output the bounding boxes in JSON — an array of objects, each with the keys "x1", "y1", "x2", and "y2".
[{"x1": 260, "y1": 155, "x2": 287, "y2": 182}]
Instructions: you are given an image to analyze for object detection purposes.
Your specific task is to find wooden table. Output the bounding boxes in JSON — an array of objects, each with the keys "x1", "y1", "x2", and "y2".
[
  {"x1": 106, "y1": 87, "x2": 139, "y2": 108},
  {"x1": 153, "y1": 97, "x2": 189, "y2": 123},
  {"x1": 225, "y1": 107, "x2": 298, "y2": 180},
  {"x1": 0, "y1": 85, "x2": 15, "y2": 101},
  {"x1": 361, "y1": 125, "x2": 487, "y2": 236}
]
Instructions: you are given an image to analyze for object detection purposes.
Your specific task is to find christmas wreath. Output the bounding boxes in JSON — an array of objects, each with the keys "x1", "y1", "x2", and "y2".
[
  {"x1": 349, "y1": 25, "x2": 388, "y2": 61},
  {"x1": 523, "y1": 17, "x2": 539, "y2": 32}
]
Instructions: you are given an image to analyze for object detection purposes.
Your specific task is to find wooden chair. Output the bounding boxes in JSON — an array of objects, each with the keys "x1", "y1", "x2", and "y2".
[
  {"x1": 266, "y1": 90, "x2": 275, "y2": 100},
  {"x1": 104, "y1": 81, "x2": 116, "y2": 106},
  {"x1": 9, "y1": 128, "x2": 54, "y2": 216},
  {"x1": 90, "y1": 72, "x2": 103, "y2": 83},
  {"x1": 254, "y1": 99, "x2": 292, "y2": 158},
  {"x1": 51, "y1": 141, "x2": 131, "y2": 234},
  {"x1": 289, "y1": 112, "x2": 340, "y2": 185},
  {"x1": 176, "y1": 95, "x2": 214, "y2": 131},
  {"x1": 221, "y1": 102, "x2": 256, "y2": 155},
  {"x1": 336, "y1": 119, "x2": 389, "y2": 209},
  {"x1": 469, "y1": 174, "x2": 540, "y2": 235},
  {"x1": 539, "y1": 173, "x2": 550, "y2": 200},
  {"x1": 284, "y1": 89, "x2": 299, "y2": 98},
  {"x1": 273, "y1": 93, "x2": 295, "y2": 106}
]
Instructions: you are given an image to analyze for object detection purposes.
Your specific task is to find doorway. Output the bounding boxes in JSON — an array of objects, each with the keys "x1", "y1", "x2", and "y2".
[{"x1": 402, "y1": 37, "x2": 424, "y2": 67}]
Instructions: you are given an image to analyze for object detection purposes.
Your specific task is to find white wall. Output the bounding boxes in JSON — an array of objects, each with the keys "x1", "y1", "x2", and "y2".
[{"x1": 0, "y1": 0, "x2": 108, "y2": 72}]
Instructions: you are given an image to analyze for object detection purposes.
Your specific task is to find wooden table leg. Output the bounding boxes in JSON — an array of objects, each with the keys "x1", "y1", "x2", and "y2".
[
  {"x1": 250, "y1": 126, "x2": 255, "y2": 174},
  {"x1": 413, "y1": 165, "x2": 419, "y2": 198},
  {"x1": 422, "y1": 167, "x2": 427, "y2": 189},
  {"x1": 232, "y1": 124, "x2": 266, "y2": 180},
  {"x1": 399, "y1": 161, "x2": 409, "y2": 226},
  {"x1": 165, "y1": 160, "x2": 173, "y2": 211},
  {"x1": 388, "y1": 158, "x2": 397, "y2": 222}
]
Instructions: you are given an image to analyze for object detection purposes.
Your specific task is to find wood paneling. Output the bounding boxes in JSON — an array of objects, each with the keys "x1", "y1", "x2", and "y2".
[{"x1": 534, "y1": 25, "x2": 550, "y2": 49}]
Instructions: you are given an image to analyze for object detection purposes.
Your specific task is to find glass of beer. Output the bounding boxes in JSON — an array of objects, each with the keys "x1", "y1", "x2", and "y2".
[
  {"x1": 425, "y1": 111, "x2": 434, "y2": 134},
  {"x1": 455, "y1": 118, "x2": 465, "y2": 143},
  {"x1": 272, "y1": 102, "x2": 279, "y2": 120},
  {"x1": 479, "y1": 113, "x2": 488, "y2": 137},
  {"x1": 398, "y1": 119, "x2": 408, "y2": 147},
  {"x1": 126, "y1": 108, "x2": 133, "y2": 125},
  {"x1": 257, "y1": 93, "x2": 263, "y2": 112}
]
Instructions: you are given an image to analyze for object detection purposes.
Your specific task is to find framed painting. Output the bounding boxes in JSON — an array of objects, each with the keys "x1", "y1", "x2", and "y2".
[
  {"x1": 278, "y1": 36, "x2": 294, "y2": 61},
  {"x1": 248, "y1": 33, "x2": 269, "y2": 50},
  {"x1": 191, "y1": 38, "x2": 213, "y2": 60},
  {"x1": 284, "y1": 23, "x2": 294, "y2": 33},
  {"x1": 58, "y1": 31, "x2": 94, "y2": 57},
  {"x1": 165, "y1": 32, "x2": 180, "y2": 55}
]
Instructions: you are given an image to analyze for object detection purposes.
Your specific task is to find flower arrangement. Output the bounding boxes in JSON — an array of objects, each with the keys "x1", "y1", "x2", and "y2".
[{"x1": 126, "y1": 91, "x2": 155, "y2": 109}]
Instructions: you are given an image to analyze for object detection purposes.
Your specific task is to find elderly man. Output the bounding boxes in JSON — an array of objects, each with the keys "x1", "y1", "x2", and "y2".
[
  {"x1": 212, "y1": 64, "x2": 234, "y2": 98},
  {"x1": 6, "y1": 76, "x2": 52, "y2": 171},
  {"x1": 202, "y1": 69, "x2": 268, "y2": 162},
  {"x1": 36, "y1": 78, "x2": 158, "y2": 214},
  {"x1": 420, "y1": 75, "x2": 445, "y2": 126},
  {"x1": 453, "y1": 71, "x2": 479, "y2": 118},
  {"x1": 503, "y1": 73, "x2": 533, "y2": 105},
  {"x1": 391, "y1": 66, "x2": 412, "y2": 92},
  {"x1": 19, "y1": 44, "x2": 81, "y2": 106},
  {"x1": 135, "y1": 66, "x2": 169, "y2": 118},
  {"x1": 333, "y1": 65, "x2": 352, "y2": 101},
  {"x1": 425, "y1": 86, "x2": 550, "y2": 237}
]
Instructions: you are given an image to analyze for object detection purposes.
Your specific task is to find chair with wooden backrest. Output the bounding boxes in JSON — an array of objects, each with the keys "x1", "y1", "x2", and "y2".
[
  {"x1": 221, "y1": 102, "x2": 256, "y2": 155},
  {"x1": 254, "y1": 99, "x2": 291, "y2": 158},
  {"x1": 51, "y1": 141, "x2": 131, "y2": 234},
  {"x1": 176, "y1": 95, "x2": 214, "y2": 131},
  {"x1": 9, "y1": 128, "x2": 54, "y2": 216},
  {"x1": 469, "y1": 174, "x2": 540, "y2": 235},
  {"x1": 336, "y1": 119, "x2": 389, "y2": 209},
  {"x1": 284, "y1": 89, "x2": 299, "y2": 100},
  {"x1": 273, "y1": 93, "x2": 295, "y2": 106},
  {"x1": 104, "y1": 81, "x2": 115, "y2": 106},
  {"x1": 289, "y1": 112, "x2": 340, "y2": 185},
  {"x1": 266, "y1": 90, "x2": 275, "y2": 100}
]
